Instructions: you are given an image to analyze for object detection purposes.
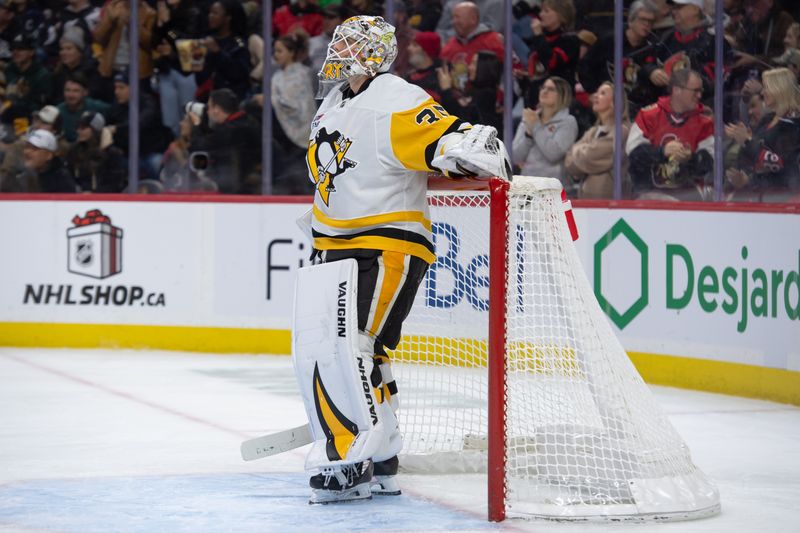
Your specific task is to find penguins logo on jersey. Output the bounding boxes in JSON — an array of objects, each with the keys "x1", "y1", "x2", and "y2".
[{"x1": 307, "y1": 128, "x2": 358, "y2": 206}]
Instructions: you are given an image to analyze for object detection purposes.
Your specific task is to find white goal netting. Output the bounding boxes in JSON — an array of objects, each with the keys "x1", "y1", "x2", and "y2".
[{"x1": 391, "y1": 176, "x2": 720, "y2": 521}]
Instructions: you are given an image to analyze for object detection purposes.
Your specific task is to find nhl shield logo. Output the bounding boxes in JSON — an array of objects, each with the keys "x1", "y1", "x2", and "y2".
[{"x1": 75, "y1": 240, "x2": 94, "y2": 267}]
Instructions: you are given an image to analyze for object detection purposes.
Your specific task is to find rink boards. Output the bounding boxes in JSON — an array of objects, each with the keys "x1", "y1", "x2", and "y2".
[{"x1": 0, "y1": 193, "x2": 798, "y2": 405}]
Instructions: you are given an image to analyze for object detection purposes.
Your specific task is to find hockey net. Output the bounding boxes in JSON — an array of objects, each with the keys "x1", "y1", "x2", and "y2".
[{"x1": 391, "y1": 176, "x2": 720, "y2": 521}]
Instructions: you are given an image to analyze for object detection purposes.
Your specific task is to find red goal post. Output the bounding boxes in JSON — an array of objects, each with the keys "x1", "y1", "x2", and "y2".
[{"x1": 392, "y1": 176, "x2": 720, "y2": 522}]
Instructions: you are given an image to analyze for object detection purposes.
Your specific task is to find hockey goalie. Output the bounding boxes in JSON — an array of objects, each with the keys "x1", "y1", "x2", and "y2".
[{"x1": 291, "y1": 15, "x2": 511, "y2": 504}]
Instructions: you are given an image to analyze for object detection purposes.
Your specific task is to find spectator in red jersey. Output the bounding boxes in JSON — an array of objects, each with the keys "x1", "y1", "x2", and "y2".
[
  {"x1": 626, "y1": 68, "x2": 715, "y2": 200},
  {"x1": 440, "y1": 1, "x2": 504, "y2": 91},
  {"x1": 520, "y1": 0, "x2": 580, "y2": 108},
  {"x1": 405, "y1": 31, "x2": 443, "y2": 101},
  {"x1": 273, "y1": 0, "x2": 323, "y2": 38}
]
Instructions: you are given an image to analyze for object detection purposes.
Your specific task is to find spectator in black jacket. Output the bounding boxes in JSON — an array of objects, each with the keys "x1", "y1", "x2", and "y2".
[
  {"x1": 66, "y1": 110, "x2": 127, "y2": 193},
  {"x1": 437, "y1": 49, "x2": 504, "y2": 136},
  {"x1": 189, "y1": 88, "x2": 261, "y2": 193},
  {"x1": 153, "y1": 0, "x2": 206, "y2": 135},
  {"x1": 0, "y1": 0, "x2": 22, "y2": 66},
  {"x1": 3, "y1": 34, "x2": 53, "y2": 124},
  {"x1": 107, "y1": 71, "x2": 173, "y2": 181},
  {"x1": 195, "y1": 0, "x2": 251, "y2": 101},
  {"x1": 578, "y1": 1, "x2": 662, "y2": 116},
  {"x1": 648, "y1": 0, "x2": 731, "y2": 104},
  {"x1": 520, "y1": 0, "x2": 580, "y2": 107}
]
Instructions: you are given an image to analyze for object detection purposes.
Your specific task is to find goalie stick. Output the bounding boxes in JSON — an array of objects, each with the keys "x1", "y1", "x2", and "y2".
[{"x1": 240, "y1": 424, "x2": 312, "y2": 461}]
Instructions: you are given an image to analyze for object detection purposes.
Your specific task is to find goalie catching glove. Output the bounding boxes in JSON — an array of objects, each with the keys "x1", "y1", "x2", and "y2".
[{"x1": 431, "y1": 124, "x2": 512, "y2": 181}]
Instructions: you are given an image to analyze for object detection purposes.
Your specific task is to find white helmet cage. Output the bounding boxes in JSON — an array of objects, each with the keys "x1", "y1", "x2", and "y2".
[{"x1": 319, "y1": 16, "x2": 398, "y2": 83}]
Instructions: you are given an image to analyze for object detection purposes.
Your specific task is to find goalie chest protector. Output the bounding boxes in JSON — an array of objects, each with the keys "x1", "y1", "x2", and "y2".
[{"x1": 306, "y1": 73, "x2": 464, "y2": 265}]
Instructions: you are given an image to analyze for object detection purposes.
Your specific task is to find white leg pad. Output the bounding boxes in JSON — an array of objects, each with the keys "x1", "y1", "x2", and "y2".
[{"x1": 292, "y1": 260, "x2": 400, "y2": 471}]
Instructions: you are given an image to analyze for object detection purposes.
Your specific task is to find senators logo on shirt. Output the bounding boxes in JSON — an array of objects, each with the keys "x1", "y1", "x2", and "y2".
[{"x1": 307, "y1": 128, "x2": 358, "y2": 206}]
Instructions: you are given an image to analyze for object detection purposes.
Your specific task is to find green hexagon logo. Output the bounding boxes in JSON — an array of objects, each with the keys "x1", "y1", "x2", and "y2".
[{"x1": 593, "y1": 218, "x2": 648, "y2": 329}]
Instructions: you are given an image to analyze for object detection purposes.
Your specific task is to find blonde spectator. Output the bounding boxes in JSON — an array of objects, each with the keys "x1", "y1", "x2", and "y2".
[
  {"x1": 565, "y1": 82, "x2": 630, "y2": 198},
  {"x1": 725, "y1": 68, "x2": 800, "y2": 194}
]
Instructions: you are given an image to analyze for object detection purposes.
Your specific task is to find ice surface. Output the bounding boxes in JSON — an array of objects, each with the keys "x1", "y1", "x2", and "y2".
[{"x1": 0, "y1": 348, "x2": 798, "y2": 533}]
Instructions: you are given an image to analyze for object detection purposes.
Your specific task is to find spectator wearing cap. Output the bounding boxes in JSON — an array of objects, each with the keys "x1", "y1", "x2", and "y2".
[
  {"x1": 56, "y1": 72, "x2": 112, "y2": 143},
  {"x1": 107, "y1": 71, "x2": 173, "y2": 182},
  {"x1": 52, "y1": 26, "x2": 101, "y2": 104},
  {"x1": 648, "y1": 0, "x2": 731, "y2": 102},
  {"x1": 3, "y1": 33, "x2": 53, "y2": 120},
  {"x1": 195, "y1": 0, "x2": 251, "y2": 101},
  {"x1": 21, "y1": 129, "x2": 77, "y2": 192},
  {"x1": 405, "y1": 31, "x2": 444, "y2": 101},
  {"x1": 66, "y1": 110, "x2": 127, "y2": 192},
  {"x1": 93, "y1": 0, "x2": 155, "y2": 100},
  {"x1": 0, "y1": 105, "x2": 68, "y2": 189},
  {"x1": 578, "y1": 0, "x2": 662, "y2": 117},
  {"x1": 189, "y1": 88, "x2": 262, "y2": 194},
  {"x1": 440, "y1": 2, "x2": 505, "y2": 92},
  {"x1": 0, "y1": 0, "x2": 23, "y2": 65}
]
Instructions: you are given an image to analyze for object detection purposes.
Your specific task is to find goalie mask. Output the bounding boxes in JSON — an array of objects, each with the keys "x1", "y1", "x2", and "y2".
[{"x1": 318, "y1": 16, "x2": 397, "y2": 85}]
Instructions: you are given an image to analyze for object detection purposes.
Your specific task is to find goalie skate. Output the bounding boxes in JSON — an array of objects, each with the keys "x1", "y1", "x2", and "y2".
[
  {"x1": 309, "y1": 461, "x2": 374, "y2": 504},
  {"x1": 371, "y1": 455, "x2": 401, "y2": 496}
]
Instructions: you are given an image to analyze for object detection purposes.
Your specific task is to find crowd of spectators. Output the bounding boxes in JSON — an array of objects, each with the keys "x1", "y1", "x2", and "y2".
[{"x1": 0, "y1": 0, "x2": 798, "y2": 201}]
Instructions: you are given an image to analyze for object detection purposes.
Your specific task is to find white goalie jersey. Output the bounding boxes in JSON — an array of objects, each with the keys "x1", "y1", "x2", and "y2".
[{"x1": 306, "y1": 73, "x2": 506, "y2": 266}]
